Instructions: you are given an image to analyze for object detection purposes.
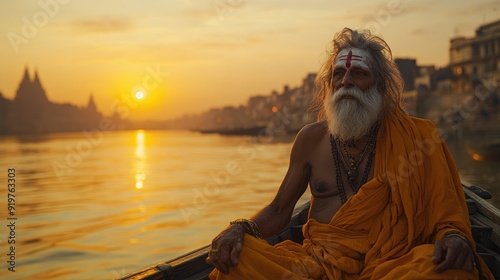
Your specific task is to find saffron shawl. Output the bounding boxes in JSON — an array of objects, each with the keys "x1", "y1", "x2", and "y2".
[{"x1": 210, "y1": 110, "x2": 494, "y2": 279}]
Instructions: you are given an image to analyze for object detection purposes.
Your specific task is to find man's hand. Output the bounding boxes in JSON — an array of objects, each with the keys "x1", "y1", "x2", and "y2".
[
  {"x1": 206, "y1": 224, "x2": 246, "y2": 274},
  {"x1": 432, "y1": 235, "x2": 475, "y2": 273}
]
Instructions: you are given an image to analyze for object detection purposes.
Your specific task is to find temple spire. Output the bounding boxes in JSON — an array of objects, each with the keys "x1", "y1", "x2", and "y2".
[
  {"x1": 21, "y1": 66, "x2": 30, "y2": 85},
  {"x1": 87, "y1": 94, "x2": 98, "y2": 112},
  {"x1": 15, "y1": 67, "x2": 31, "y2": 103},
  {"x1": 32, "y1": 69, "x2": 41, "y2": 85},
  {"x1": 31, "y1": 68, "x2": 48, "y2": 102}
]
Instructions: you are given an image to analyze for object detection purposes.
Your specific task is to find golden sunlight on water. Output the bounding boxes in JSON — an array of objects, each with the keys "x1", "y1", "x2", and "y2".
[
  {"x1": 0, "y1": 130, "x2": 301, "y2": 279},
  {"x1": 0, "y1": 130, "x2": 497, "y2": 280},
  {"x1": 135, "y1": 130, "x2": 147, "y2": 190}
]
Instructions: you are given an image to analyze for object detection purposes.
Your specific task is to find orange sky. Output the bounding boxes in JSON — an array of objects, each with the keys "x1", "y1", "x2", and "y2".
[{"x1": 0, "y1": 0, "x2": 498, "y2": 121}]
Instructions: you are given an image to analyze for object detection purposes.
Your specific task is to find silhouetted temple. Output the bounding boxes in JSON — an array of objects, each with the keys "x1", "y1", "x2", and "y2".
[
  {"x1": 0, "y1": 67, "x2": 106, "y2": 135},
  {"x1": 15, "y1": 68, "x2": 49, "y2": 105}
]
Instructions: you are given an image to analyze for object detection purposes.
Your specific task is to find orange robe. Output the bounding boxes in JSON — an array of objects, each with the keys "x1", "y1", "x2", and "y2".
[{"x1": 210, "y1": 110, "x2": 494, "y2": 279}]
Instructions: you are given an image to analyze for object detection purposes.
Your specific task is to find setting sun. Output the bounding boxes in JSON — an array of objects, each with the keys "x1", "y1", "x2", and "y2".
[{"x1": 135, "y1": 91, "x2": 145, "y2": 100}]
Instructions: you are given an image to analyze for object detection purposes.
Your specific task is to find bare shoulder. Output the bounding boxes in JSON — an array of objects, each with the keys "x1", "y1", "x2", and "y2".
[
  {"x1": 299, "y1": 121, "x2": 328, "y2": 134},
  {"x1": 293, "y1": 121, "x2": 328, "y2": 150}
]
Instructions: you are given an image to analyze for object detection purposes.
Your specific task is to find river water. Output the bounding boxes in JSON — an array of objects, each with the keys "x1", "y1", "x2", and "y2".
[
  {"x1": 445, "y1": 133, "x2": 500, "y2": 208},
  {"x1": 0, "y1": 129, "x2": 498, "y2": 280}
]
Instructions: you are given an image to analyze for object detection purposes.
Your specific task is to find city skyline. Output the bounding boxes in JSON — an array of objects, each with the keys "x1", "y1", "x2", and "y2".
[{"x1": 0, "y1": 0, "x2": 498, "y2": 121}]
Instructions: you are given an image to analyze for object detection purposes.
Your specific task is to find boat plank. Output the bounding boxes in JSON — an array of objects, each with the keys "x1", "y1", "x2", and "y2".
[
  {"x1": 470, "y1": 213, "x2": 500, "y2": 249},
  {"x1": 464, "y1": 187, "x2": 500, "y2": 225},
  {"x1": 119, "y1": 202, "x2": 310, "y2": 280},
  {"x1": 476, "y1": 243, "x2": 500, "y2": 279}
]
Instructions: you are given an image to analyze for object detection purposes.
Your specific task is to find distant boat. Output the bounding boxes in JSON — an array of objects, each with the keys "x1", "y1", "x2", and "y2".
[
  {"x1": 118, "y1": 183, "x2": 500, "y2": 280},
  {"x1": 198, "y1": 126, "x2": 268, "y2": 136}
]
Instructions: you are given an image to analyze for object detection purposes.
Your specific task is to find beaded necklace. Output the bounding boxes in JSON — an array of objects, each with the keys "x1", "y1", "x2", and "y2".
[{"x1": 329, "y1": 125, "x2": 379, "y2": 204}]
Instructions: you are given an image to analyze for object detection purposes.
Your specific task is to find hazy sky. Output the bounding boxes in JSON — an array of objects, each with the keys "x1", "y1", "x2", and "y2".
[{"x1": 0, "y1": 0, "x2": 498, "y2": 121}]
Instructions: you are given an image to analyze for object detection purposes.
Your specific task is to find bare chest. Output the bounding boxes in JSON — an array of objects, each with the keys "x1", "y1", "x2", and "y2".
[{"x1": 307, "y1": 135, "x2": 375, "y2": 223}]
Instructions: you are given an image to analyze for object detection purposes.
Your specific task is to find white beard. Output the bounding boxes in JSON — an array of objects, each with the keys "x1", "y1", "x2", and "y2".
[{"x1": 324, "y1": 86, "x2": 383, "y2": 141}]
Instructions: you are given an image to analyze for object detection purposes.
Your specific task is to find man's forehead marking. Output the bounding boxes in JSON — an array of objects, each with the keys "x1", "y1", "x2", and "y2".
[
  {"x1": 338, "y1": 50, "x2": 364, "y2": 69},
  {"x1": 334, "y1": 48, "x2": 370, "y2": 71}
]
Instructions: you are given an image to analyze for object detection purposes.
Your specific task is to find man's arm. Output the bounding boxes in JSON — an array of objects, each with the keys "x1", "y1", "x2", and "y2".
[
  {"x1": 206, "y1": 124, "x2": 315, "y2": 273},
  {"x1": 417, "y1": 119, "x2": 476, "y2": 273},
  {"x1": 251, "y1": 128, "x2": 312, "y2": 237}
]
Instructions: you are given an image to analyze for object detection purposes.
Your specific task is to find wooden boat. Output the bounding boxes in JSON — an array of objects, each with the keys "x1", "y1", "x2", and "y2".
[
  {"x1": 198, "y1": 126, "x2": 268, "y2": 136},
  {"x1": 119, "y1": 183, "x2": 500, "y2": 280}
]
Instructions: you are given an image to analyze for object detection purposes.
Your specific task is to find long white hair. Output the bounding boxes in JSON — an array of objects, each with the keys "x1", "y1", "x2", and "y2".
[{"x1": 310, "y1": 28, "x2": 405, "y2": 121}]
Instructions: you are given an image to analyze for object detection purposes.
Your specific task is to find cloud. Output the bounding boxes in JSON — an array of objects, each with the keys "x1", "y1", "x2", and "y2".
[
  {"x1": 409, "y1": 28, "x2": 427, "y2": 36},
  {"x1": 67, "y1": 16, "x2": 135, "y2": 34}
]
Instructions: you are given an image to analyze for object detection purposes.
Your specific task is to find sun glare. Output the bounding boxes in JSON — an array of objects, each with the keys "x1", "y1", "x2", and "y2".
[{"x1": 135, "y1": 91, "x2": 145, "y2": 100}]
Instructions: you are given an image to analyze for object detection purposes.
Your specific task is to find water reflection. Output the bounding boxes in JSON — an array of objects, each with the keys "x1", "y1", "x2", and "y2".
[
  {"x1": 446, "y1": 135, "x2": 500, "y2": 208},
  {"x1": 471, "y1": 153, "x2": 483, "y2": 161},
  {"x1": 135, "y1": 130, "x2": 148, "y2": 190},
  {"x1": 0, "y1": 130, "x2": 296, "y2": 280}
]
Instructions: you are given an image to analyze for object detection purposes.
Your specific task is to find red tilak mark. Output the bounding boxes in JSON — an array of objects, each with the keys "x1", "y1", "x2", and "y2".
[{"x1": 345, "y1": 50, "x2": 353, "y2": 68}]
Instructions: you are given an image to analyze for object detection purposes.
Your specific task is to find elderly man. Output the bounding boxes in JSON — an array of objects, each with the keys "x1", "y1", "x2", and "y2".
[{"x1": 206, "y1": 28, "x2": 494, "y2": 279}]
